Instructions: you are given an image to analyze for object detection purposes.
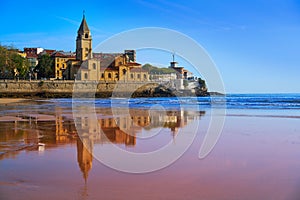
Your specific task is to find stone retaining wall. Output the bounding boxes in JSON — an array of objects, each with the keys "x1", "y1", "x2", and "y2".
[{"x1": 0, "y1": 80, "x2": 159, "y2": 98}]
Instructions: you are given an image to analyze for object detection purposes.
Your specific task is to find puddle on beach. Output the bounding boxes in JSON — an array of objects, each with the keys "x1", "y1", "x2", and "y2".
[{"x1": 0, "y1": 100, "x2": 300, "y2": 200}]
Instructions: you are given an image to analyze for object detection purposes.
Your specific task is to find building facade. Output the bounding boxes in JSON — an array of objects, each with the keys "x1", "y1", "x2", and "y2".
[
  {"x1": 51, "y1": 51, "x2": 76, "y2": 79},
  {"x1": 65, "y1": 14, "x2": 149, "y2": 82}
]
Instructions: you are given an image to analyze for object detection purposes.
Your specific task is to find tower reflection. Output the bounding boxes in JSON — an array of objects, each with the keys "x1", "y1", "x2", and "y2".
[
  {"x1": 77, "y1": 137, "x2": 93, "y2": 183},
  {"x1": 0, "y1": 106, "x2": 205, "y2": 182}
]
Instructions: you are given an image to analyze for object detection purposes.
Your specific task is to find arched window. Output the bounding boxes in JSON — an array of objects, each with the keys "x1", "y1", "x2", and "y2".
[
  {"x1": 122, "y1": 69, "x2": 127, "y2": 75},
  {"x1": 108, "y1": 73, "x2": 112, "y2": 78},
  {"x1": 84, "y1": 73, "x2": 88, "y2": 80},
  {"x1": 131, "y1": 73, "x2": 134, "y2": 79},
  {"x1": 85, "y1": 33, "x2": 89, "y2": 38},
  {"x1": 93, "y1": 63, "x2": 96, "y2": 70}
]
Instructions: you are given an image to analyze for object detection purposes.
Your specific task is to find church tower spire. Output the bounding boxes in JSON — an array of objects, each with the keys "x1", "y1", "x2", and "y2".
[{"x1": 76, "y1": 13, "x2": 92, "y2": 61}]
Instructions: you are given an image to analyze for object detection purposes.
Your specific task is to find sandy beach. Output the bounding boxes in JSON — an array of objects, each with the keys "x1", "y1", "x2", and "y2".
[
  {"x1": 0, "y1": 96, "x2": 299, "y2": 200},
  {"x1": 0, "y1": 98, "x2": 28, "y2": 105}
]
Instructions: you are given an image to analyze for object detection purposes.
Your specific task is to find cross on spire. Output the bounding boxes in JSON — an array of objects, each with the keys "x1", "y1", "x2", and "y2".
[{"x1": 172, "y1": 52, "x2": 175, "y2": 62}]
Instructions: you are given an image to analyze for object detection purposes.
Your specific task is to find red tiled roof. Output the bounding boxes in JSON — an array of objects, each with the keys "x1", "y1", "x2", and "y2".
[
  {"x1": 51, "y1": 52, "x2": 65, "y2": 57},
  {"x1": 51, "y1": 51, "x2": 76, "y2": 58},
  {"x1": 126, "y1": 62, "x2": 141, "y2": 66},
  {"x1": 26, "y1": 53, "x2": 38, "y2": 58},
  {"x1": 43, "y1": 49, "x2": 56, "y2": 54}
]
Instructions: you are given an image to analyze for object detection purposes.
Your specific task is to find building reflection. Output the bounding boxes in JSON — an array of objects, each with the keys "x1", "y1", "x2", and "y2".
[
  {"x1": 77, "y1": 137, "x2": 93, "y2": 183},
  {"x1": 0, "y1": 106, "x2": 205, "y2": 182}
]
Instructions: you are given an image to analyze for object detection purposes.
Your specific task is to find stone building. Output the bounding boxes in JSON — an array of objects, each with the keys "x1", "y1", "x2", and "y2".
[
  {"x1": 169, "y1": 60, "x2": 191, "y2": 79},
  {"x1": 64, "y1": 14, "x2": 149, "y2": 82},
  {"x1": 63, "y1": 14, "x2": 101, "y2": 81}
]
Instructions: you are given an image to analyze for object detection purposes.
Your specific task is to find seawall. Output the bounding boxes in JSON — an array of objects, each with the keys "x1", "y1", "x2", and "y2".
[
  {"x1": 0, "y1": 80, "x2": 210, "y2": 98},
  {"x1": 0, "y1": 80, "x2": 168, "y2": 98}
]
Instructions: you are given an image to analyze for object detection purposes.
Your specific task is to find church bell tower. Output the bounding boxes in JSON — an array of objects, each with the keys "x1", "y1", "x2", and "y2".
[{"x1": 76, "y1": 13, "x2": 92, "y2": 61}]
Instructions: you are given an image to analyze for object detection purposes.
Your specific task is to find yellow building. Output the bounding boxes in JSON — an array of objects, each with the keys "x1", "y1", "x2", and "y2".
[
  {"x1": 17, "y1": 51, "x2": 26, "y2": 58},
  {"x1": 52, "y1": 51, "x2": 76, "y2": 79},
  {"x1": 63, "y1": 14, "x2": 100, "y2": 81},
  {"x1": 65, "y1": 14, "x2": 149, "y2": 82},
  {"x1": 97, "y1": 54, "x2": 149, "y2": 82}
]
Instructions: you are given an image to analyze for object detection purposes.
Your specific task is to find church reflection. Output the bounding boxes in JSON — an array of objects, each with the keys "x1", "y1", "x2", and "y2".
[
  {"x1": 77, "y1": 137, "x2": 93, "y2": 183},
  {"x1": 0, "y1": 106, "x2": 205, "y2": 182}
]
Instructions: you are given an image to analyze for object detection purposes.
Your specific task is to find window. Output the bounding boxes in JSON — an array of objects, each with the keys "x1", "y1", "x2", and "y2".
[
  {"x1": 115, "y1": 73, "x2": 119, "y2": 79},
  {"x1": 85, "y1": 33, "x2": 89, "y2": 38},
  {"x1": 84, "y1": 73, "x2": 88, "y2": 79},
  {"x1": 131, "y1": 73, "x2": 134, "y2": 79},
  {"x1": 57, "y1": 64, "x2": 59, "y2": 67},
  {"x1": 101, "y1": 73, "x2": 104, "y2": 78},
  {"x1": 93, "y1": 63, "x2": 96, "y2": 70},
  {"x1": 144, "y1": 74, "x2": 147, "y2": 79},
  {"x1": 122, "y1": 69, "x2": 126, "y2": 75},
  {"x1": 108, "y1": 73, "x2": 111, "y2": 78},
  {"x1": 62, "y1": 64, "x2": 65, "y2": 68},
  {"x1": 137, "y1": 74, "x2": 141, "y2": 79}
]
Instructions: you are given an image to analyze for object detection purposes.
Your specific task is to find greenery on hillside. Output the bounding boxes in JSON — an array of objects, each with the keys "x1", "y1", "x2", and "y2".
[
  {"x1": 142, "y1": 63, "x2": 175, "y2": 74},
  {"x1": 0, "y1": 45, "x2": 29, "y2": 79}
]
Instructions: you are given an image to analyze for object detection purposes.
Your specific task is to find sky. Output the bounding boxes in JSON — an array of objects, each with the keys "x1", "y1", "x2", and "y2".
[{"x1": 1, "y1": 0, "x2": 300, "y2": 93}]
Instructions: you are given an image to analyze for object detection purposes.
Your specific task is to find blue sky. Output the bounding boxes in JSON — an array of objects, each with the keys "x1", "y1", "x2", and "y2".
[{"x1": 1, "y1": 0, "x2": 300, "y2": 93}]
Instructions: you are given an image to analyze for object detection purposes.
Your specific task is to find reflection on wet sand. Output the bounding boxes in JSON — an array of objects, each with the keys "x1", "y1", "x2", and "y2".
[
  {"x1": 0, "y1": 106, "x2": 205, "y2": 182},
  {"x1": 77, "y1": 137, "x2": 93, "y2": 183}
]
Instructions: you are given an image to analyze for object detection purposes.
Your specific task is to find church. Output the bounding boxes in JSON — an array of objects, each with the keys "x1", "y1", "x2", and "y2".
[{"x1": 64, "y1": 14, "x2": 149, "y2": 82}]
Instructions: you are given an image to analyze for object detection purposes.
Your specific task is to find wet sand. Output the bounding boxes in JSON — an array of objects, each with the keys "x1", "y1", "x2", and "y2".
[
  {"x1": 0, "y1": 98, "x2": 28, "y2": 105},
  {"x1": 0, "y1": 103, "x2": 300, "y2": 200}
]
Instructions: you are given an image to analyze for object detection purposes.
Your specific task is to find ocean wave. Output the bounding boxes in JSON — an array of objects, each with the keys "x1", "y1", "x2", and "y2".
[{"x1": 36, "y1": 94, "x2": 300, "y2": 110}]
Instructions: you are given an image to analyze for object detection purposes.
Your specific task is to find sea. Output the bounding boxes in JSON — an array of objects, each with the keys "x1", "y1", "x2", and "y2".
[{"x1": 43, "y1": 93, "x2": 300, "y2": 110}]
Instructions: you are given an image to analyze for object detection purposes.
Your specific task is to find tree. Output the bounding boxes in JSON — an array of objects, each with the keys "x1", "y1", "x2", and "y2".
[
  {"x1": 198, "y1": 78, "x2": 207, "y2": 91},
  {"x1": 0, "y1": 45, "x2": 11, "y2": 79},
  {"x1": 11, "y1": 53, "x2": 29, "y2": 79},
  {"x1": 0, "y1": 45, "x2": 29, "y2": 79},
  {"x1": 142, "y1": 63, "x2": 175, "y2": 74},
  {"x1": 35, "y1": 54, "x2": 54, "y2": 79}
]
